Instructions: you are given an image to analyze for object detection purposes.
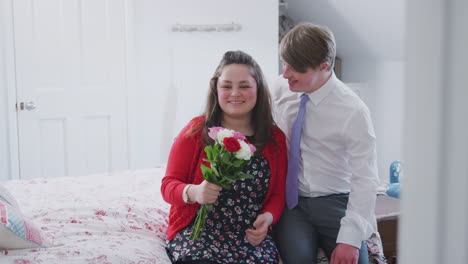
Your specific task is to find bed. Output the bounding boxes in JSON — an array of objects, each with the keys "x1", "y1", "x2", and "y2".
[
  {"x1": 0, "y1": 167, "x2": 172, "y2": 264},
  {"x1": 0, "y1": 167, "x2": 387, "y2": 264}
]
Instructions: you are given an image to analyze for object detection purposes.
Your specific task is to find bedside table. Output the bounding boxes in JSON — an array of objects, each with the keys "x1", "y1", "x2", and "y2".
[{"x1": 376, "y1": 195, "x2": 400, "y2": 264}]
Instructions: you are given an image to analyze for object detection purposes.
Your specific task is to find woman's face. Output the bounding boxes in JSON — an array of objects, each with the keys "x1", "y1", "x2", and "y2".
[{"x1": 217, "y1": 64, "x2": 258, "y2": 120}]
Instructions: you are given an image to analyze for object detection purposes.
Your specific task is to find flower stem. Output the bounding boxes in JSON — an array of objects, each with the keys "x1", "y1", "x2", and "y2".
[{"x1": 190, "y1": 204, "x2": 213, "y2": 240}]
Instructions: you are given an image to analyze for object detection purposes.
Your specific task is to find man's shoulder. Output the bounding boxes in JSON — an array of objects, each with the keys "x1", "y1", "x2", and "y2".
[
  {"x1": 331, "y1": 81, "x2": 369, "y2": 113},
  {"x1": 272, "y1": 75, "x2": 286, "y2": 87},
  {"x1": 271, "y1": 75, "x2": 297, "y2": 103},
  {"x1": 272, "y1": 75, "x2": 290, "y2": 93}
]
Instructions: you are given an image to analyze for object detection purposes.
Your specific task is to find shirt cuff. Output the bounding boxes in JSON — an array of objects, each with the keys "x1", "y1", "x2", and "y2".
[{"x1": 336, "y1": 227, "x2": 364, "y2": 249}]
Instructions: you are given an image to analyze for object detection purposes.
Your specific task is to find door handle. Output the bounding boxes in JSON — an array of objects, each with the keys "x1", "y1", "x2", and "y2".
[{"x1": 18, "y1": 101, "x2": 36, "y2": 111}]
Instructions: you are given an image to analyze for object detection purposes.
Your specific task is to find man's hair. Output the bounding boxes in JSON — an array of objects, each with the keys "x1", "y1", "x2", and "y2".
[{"x1": 280, "y1": 23, "x2": 336, "y2": 73}]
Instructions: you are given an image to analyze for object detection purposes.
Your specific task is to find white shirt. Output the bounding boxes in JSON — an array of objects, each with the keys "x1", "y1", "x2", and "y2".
[{"x1": 272, "y1": 72, "x2": 379, "y2": 248}]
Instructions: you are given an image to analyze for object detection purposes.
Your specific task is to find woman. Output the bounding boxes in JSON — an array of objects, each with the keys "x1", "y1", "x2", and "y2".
[{"x1": 161, "y1": 50, "x2": 287, "y2": 264}]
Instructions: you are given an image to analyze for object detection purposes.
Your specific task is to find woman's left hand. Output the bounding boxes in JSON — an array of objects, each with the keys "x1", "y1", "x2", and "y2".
[{"x1": 245, "y1": 212, "x2": 273, "y2": 246}]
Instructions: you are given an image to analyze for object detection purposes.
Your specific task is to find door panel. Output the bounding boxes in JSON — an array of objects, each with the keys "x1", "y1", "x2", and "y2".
[{"x1": 14, "y1": 0, "x2": 128, "y2": 179}]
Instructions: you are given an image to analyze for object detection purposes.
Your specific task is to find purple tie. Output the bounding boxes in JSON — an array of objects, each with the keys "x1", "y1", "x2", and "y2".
[{"x1": 286, "y1": 94, "x2": 309, "y2": 209}]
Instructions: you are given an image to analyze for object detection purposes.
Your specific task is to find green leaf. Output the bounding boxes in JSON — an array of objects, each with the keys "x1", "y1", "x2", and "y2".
[
  {"x1": 213, "y1": 144, "x2": 220, "y2": 154},
  {"x1": 238, "y1": 173, "x2": 254, "y2": 179},
  {"x1": 211, "y1": 165, "x2": 220, "y2": 177},
  {"x1": 206, "y1": 173, "x2": 217, "y2": 183},
  {"x1": 201, "y1": 164, "x2": 218, "y2": 183},
  {"x1": 232, "y1": 160, "x2": 244, "y2": 167},
  {"x1": 201, "y1": 163, "x2": 211, "y2": 174},
  {"x1": 204, "y1": 145, "x2": 211, "y2": 158}
]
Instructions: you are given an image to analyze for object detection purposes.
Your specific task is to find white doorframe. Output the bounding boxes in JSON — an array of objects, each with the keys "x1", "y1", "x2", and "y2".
[
  {"x1": 3, "y1": 0, "x2": 20, "y2": 180},
  {"x1": 124, "y1": 0, "x2": 137, "y2": 170},
  {"x1": 399, "y1": 0, "x2": 445, "y2": 261},
  {"x1": 400, "y1": 0, "x2": 468, "y2": 263}
]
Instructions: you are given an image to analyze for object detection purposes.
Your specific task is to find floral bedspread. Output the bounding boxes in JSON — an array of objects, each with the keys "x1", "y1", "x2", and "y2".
[{"x1": 0, "y1": 168, "x2": 171, "y2": 264}]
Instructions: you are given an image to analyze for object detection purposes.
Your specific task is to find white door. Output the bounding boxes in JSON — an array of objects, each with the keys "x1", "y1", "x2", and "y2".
[{"x1": 14, "y1": 0, "x2": 129, "y2": 179}]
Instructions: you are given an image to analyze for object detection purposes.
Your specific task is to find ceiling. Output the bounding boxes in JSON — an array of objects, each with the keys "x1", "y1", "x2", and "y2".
[{"x1": 283, "y1": 0, "x2": 406, "y2": 61}]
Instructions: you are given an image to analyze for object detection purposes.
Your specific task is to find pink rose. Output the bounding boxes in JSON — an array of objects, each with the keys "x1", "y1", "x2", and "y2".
[
  {"x1": 208, "y1": 127, "x2": 223, "y2": 140},
  {"x1": 232, "y1": 131, "x2": 246, "y2": 140},
  {"x1": 249, "y1": 143, "x2": 256, "y2": 154}
]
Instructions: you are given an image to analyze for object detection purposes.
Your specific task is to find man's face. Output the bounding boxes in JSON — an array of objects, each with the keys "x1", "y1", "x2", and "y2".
[{"x1": 282, "y1": 62, "x2": 326, "y2": 93}]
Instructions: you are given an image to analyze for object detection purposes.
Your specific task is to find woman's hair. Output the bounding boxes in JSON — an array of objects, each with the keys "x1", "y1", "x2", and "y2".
[
  {"x1": 189, "y1": 50, "x2": 275, "y2": 154},
  {"x1": 280, "y1": 22, "x2": 336, "y2": 72}
]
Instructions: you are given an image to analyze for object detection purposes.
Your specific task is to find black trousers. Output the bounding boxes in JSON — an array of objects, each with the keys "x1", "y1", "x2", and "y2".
[{"x1": 273, "y1": 194, "x2": 368, "y2": 264}]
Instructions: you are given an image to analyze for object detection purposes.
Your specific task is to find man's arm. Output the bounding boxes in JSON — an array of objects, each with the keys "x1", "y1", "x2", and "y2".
[{"x1": 337, "y1": 107, "x2": 379, "y2": 248}]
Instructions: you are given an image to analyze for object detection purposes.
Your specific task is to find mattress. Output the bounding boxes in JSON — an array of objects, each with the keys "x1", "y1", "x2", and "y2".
[{"x1": 0, "y1": 168, "x2": 171, "y2": 264}]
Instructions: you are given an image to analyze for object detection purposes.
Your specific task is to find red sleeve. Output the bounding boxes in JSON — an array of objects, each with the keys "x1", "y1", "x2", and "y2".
[
  {"x1": 261, "y1": 127, "x2": 288, "y2": 224},
  {"x1": 161, "y1": 117, "x2": 203, "y2": 206}
]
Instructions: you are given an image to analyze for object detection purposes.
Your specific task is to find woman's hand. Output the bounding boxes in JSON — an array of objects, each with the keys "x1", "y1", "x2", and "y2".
[
  {"x1": 245, "y1": 212, "x2": 273, "y2": 246},
  {"x1": 188, "y1": 180, "x2": 222, "y2": 204}
]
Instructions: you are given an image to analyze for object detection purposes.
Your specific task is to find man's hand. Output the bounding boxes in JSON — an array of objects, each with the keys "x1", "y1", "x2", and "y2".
[
  {"x1": 330, "y1": 243, "x2": 360, "y2": 264},
  {"x1": 245, "y1": 212, "x2": 273, "y2": 246}
]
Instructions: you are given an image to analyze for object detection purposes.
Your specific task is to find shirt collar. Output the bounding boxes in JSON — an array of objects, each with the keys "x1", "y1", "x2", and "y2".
[{"x1": 302, "y1": 71, "x2": 338, "y2": 106}]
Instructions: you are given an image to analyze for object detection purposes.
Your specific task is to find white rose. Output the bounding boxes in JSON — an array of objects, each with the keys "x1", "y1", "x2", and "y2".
[
  {"x1": 216, "y1": 129, "x2": 234, "y2": 145},
  {"x1": 235, "y1": 140, "x2": 253, "y2": 160}
]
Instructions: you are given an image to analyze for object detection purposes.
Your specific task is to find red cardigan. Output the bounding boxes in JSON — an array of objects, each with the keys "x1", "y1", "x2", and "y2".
[{"x1": 161, "y1": 116, "x2": 287, "y2": 241}]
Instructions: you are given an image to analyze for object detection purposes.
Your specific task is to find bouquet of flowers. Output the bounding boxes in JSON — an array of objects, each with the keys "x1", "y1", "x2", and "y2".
[{"x1": 190, "y1": 127, "x2": 257, "y2": 240}]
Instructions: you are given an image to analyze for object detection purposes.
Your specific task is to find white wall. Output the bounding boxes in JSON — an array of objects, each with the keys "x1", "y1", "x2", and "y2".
[
  {"x1": 284, "y1": 0, "x2": 405, "y2": 61},
  {"x1": 1, "y1": 0, "x2": 278, "y2": 179},
  {"x1": 0, "y1": 0, "x2": 17, "y2": 181},
  {"x1": 0, "y1": 16, "x2": 10, "y2": 181},
  {"x1": 342, "y1": 60, "x2": 405, "y2": 182},
  {"x1": 373, "y1": 61, "x2": 405, "y2": 182},
  {"x1": 128, "y1": 0, "x2": 278, "y2": 169}
]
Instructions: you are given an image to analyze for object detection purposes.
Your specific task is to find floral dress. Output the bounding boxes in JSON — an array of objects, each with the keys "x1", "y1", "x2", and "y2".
[{"x1": 166, "y1": 155, "x2": 279, "y2": 264}]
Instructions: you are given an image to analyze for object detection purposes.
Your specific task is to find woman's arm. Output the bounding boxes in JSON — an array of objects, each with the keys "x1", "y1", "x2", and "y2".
[
  {"x1": 161, "y1": 118, "x2": 202, "y2": 206},
  {"x1": 161, "y1": 116, "x2": 222, "y2": 206},
  {"x1": 260, "y1": 127, "x2": 288, "y2": 224}
]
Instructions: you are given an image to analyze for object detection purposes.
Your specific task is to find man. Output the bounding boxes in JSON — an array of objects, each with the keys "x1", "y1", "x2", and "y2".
[{"x1": 272, "y1": 23, "x2": 379, "y2": 264}]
